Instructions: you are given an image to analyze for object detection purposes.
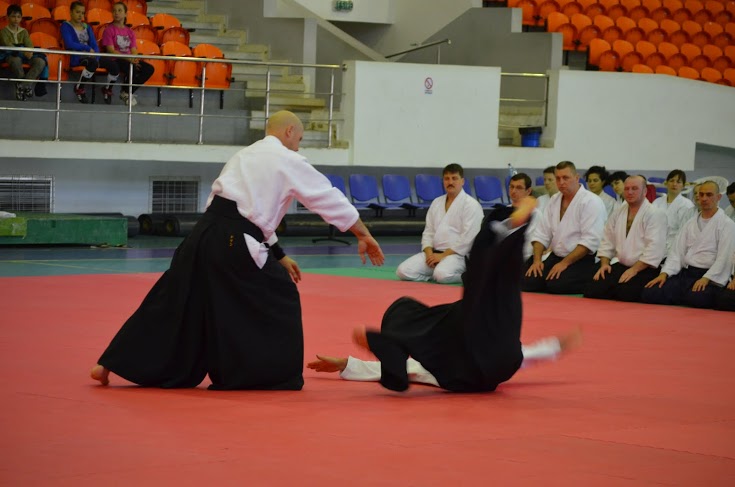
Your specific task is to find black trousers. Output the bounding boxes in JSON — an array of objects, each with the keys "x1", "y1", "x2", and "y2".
[
  {"x1": 522, "y1": 252, "x2": 597, "y2": 295},
  {"x1": 99, "y1": 196, "x2": 304, "y2": 390},
  {"x1": 714, "y1": 286, "x2": 735, "y2": 312},
  {"x1": 640, "y1": 266, "x2": 719, "y2": 309},
  {"x1": 366, "y1": 207, "x2": 524, "y2": 393},
  {"x1": 584, "y1": 263, "x2": 660, "y2": 302}
]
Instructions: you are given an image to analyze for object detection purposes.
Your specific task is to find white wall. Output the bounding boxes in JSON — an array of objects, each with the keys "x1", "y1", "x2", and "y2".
[
  {"x1": 342, "y1": 60, "x2": 501, "y2": 167},
  {"x1": 265, "y1": 0, "x2": 395, "y2": 23}
]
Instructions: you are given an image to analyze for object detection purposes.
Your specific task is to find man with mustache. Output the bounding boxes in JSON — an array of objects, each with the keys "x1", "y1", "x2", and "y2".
[{"x1": 396, "y1": 164, "x2": 484, "y2": 284}]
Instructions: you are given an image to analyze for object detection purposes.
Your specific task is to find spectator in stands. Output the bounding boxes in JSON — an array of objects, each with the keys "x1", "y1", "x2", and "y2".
[
  {"x1": 61, "y1": 2, "x2": 120, "y2": 104},
  {"x1": 642, "y1": 181, "x2": 735, "y2": 309},
  {"x1": 101, "y1": 2, "x2": 154, "y2": 106},
  {"x1": 584, "y1": 165, "x2": 615, "y2": 217},
  {"x1": 396, "y1": 164, "x2": 484, "y2": 284},
  {"x1": 607, "y1": 170, "x2": 629, "y2": 212},
  {"x1": 523, "y1": 161, "x2": 607, "y2": 295},
  {"x1": 584, "y1": 175, "x2": 667, "y2": 302},
  {"x1": 652, "y1": 169, "x2": 695, "y2": 254},
  {"x1": 725, "y1": 183, "x2": 735, "y2": 223},
  {"x1": 0, "y1": 4, "x2": 47, "y2": 101},
  {"x1": 507, "y1": 172, "x2": 538, "y2": 261},
  {"x1": 535, "y1": 165, "x2": 557, "y2": 213}
]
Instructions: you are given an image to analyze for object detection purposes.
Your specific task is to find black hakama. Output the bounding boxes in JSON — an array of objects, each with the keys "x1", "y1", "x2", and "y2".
[
  {"x1": 98, "y1": 196, "x2": 304, "y2": 390},
  {"x1": 366, "y1": 207, "x2": 525, "y2": 392}
]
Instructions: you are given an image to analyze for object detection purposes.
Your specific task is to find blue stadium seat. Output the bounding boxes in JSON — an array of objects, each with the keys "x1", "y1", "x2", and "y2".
[
  {"x1": 348, "y1": 174, "x2": 394, "y2": 216},
  {"x1": 603, "y1": 185, "x2": 617, "y2": 198},
  {"x1": 474, "y1": 175, "x2": 505, "y2": 207},
  {"x1": 414, "y1": 174, "x2": 444, "y2": 205},
  {"x1": 382, "y1": 174, "x2": 420, "y2": 216},
  {"x1": 536, "y1": 176, "x2": 544, "y2": 186}
]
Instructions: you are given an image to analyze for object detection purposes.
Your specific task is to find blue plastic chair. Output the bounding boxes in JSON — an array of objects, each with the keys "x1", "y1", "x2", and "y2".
[
  {"x1": 414, "y1": 174, "x2": 444, "y2": 205},
  {"x1": 474, "y1": 175, "x2": 505, "y2": 207},
  {"x1": 648, "y1": 177, "x2": 665, "y2": 183},
  {"x1": 536, "y1": 176, "x2": 544, "y2": 187},
  {"x1": 313, "y1": 175, "x2": 351, "y2": 245},
  {"x1": 603, "y1": 185, "x2": 617, "y2": 198},
  {"x1": 382, "y1": 174, "x2": 420, "y2": 216},
  {"x1": 348, "y1": 174, "x2": 389, "y2": 216},
  {"x1": 463, "y1": 178, "x2": 473, "y2": 197}
]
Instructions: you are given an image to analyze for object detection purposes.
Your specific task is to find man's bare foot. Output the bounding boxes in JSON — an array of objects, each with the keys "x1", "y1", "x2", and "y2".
[
  {"x1": 90, "y1": 364, "x2": 110, "y2": 386},
  {"x1": 558, "y1": 326, "x2": 583, "y2": 354},
  {"x1": 352, "y1": 327, "x2": 370, "y2": 352},
  {"x1": 307, "y1": 355, "x2": 348, "y2": 373},
  {"x1": 510, "y1": 196, "x2": 537, "y2": 228}
]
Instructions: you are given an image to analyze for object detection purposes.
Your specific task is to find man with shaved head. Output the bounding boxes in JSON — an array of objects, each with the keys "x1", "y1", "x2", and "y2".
[
  {"x1": 643, "y1": 181, "x2": 735, "y2": 309},
  {"x1": 91, "y1": 110, "x2": 385, "y2": 390},
  {"x1": 584, "y1": 175, "x2": 667, "y2": 302}
]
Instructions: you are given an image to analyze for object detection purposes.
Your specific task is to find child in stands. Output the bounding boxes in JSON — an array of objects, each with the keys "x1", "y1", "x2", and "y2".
[{"x1": 0, "y1": 4, "x2": 47, "y2": 100}]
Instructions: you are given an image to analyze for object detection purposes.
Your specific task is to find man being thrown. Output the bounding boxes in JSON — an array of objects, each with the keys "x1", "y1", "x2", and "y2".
[
  {"x1": 523, "y1": 161, "x2": 607, "y2": 295},
  {"x1": 396, "y1": 164, "x2": 483, "y2": 284},
  {"x1": 642, "y1": 181, "x2": 735, "y2": 309},
  {"x1": 309, "y1": 198, "x2": 582, "y2": 393},
  {"x1": 90, "y1": 110, "x2": 385, "y2": 390},
  {"x1": 584, "y1": 175, "x2": 667, "y2": 302}
]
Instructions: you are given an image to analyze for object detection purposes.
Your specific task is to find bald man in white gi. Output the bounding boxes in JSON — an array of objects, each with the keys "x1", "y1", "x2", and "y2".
[
  {"x1": 396, "y1": 164, "x2": 484, "y2": 284},
  {"x1": 643, "y1": 181, "x2": 735, "y2": 309},
  {"x1": 584, "y1": 175, "x2": 667, "y2": 302}
]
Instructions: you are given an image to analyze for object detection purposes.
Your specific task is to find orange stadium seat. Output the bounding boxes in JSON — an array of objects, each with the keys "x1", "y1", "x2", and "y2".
[
  {"x1": 571, "y1": 13, "x2": 594, "y2": 48},
  {"x1": 602, "y1": 0, "x2": 628, "y2": 19},
  {"x1": 132, "y1": 24, "x2": 158, "y2": 43},
  {"x1": 86, "y1": 0, "x2": 113, "y2": 12},
  {"x1": 126, "y1": 0, "x2": 147, "y2": 15},
  {"x1": 548, "y1": 12, "x2": 577, "y2": 50},
  {"x1": 536, "y1": 0, "x2": 561, "y2": 25},
  {"x1": 580, "y1": 0, "x2": 605, "y2": 18},
  {"x1": 20, "y1": 3, "x2": 51, "y2": 22},
  {"x1": 588, "y1": 37, "x2": 612, "y2": 66},
  {"x1": 20, "y1": 0, "x2": 51, "y2": 8},
  {"x1": 86, "y1": 7, "x2": 112, "y2": 25},
  {"x1": 723, "y1": 66, "x2": 735, "y2": 84},
  {"x1": 655, "y1": 63, "x2": 678, "y2": 74},
  {"x1": 632, "y1": 62, "x2": 655, "y2": 71},
  {"x1": 700, "y1": 66, "x2": 723, "y2": 81},
  {"x1": 671, "y1": 4, "x2": 692, "y2": 22},
  {"x1": 560, "y1": 0, "x2": 583, "y2": 17},
  {"x1": 193, "y1": 43, "x2": 224, "y2": 59},
  {"x1": 577, "y1": 14, "x2": 602, "y2": 48},
  {"x1": 678, "y1": 65, "x2": 701, "y2": 78},
  {"x1": 618, "y1": 15, "x2": 646, "y2": 43},
  {"x1": 52, "y1": 5, "x2": 70, "y2": 22},
  {"x1": 28, "y1": 16, "x2": 59, "y2": 39},
  {"x1": 158, "y1": 26, "x2": 190, "y2": 47},
  {"x1": 125, "y1": 10, "x2": 149, "y2": 28},
  {"x1": 516, "y1": 0, "x2": 539, "y2": 26},
  {"x1": 616, "y1": 38, "x2": 642, "y2": 69}
]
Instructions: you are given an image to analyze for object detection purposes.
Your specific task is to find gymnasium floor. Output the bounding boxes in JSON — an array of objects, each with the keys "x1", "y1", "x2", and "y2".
[{"x1": 1, "y1": 236, "x2": 733, "y2": 486}]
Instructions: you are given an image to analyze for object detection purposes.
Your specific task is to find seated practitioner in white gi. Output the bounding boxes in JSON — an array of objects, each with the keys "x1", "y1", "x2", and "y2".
[
  {"x1": 725, "y1": 183, "x2": 735, "y2": 223},
  {"x1": 523, "y1": 161, "x2": 607, "y2": 295},
  {"x1": 584, "y1": 165, "x2": 616, "y2": 217},
  {"x1": 642, "y1": 181, "x2": 735, "y2": 309},
  {"x1": 307, "y1": 199, "x2": 584, "y2": 392},
  {"x1": 607, "y1": 170, "x2": 629, "y2": 213},
  {"x1": 395, "y1": 164, "x2": 484, "y2": 284},
  {"x1": 535, "y1": 165, "x2": 558, "y2": 213},
  {"x1": 584, "y1": 175, "x2": 667, "y2": 302},
  {"x1": 652, "y1": 169, "x2": 695, "y2": 254}
]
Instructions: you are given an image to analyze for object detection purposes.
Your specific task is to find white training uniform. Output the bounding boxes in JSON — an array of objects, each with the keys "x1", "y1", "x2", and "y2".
[
  {"x1": 597, "y1": 199, "x2": 667, "y2": 268},
  {"x1": 725, "y1": 205, "x2": 735, "y2": 223},
  {"x1": 595, "y1": 191, "x2": 617, "y2": 218},
  {"x1": 661, "y1": 208, "x2": 735, "y2": 286},
  {"x1": 652, "y1": 194, "x2": 695, "y2": 254},
  {"x1": 207, "y1": 136, "x2": 359, "y2": 264},
  {"x1": 339, "y1": 337, "x2": 563, "y2": 387},
  {"x1": 536, "y1": 193, "x2": 550, "y2": 214},
  {"x1": 396, "y1": 189, "x2": 484, "y2": 284},
  {"x1": 531, "y1": 186, "x2": 607, "y2": 257}
]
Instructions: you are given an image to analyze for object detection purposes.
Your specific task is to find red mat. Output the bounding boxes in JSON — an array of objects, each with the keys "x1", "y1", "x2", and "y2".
[{"x1": 1, "y1": 273, "x2": 734, "y2": 486}]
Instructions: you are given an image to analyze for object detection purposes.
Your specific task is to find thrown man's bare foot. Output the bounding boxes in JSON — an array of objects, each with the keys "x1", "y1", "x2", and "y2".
[
  {"x1": 352, "y1": 327, "x2": 370, "y2": 352},
  {"x1": 510, "y1": 195, "x2": 537, "y2": 228},
  {"x1": 558, "y1": 326, "x2": 583, "y2": 354},
  {"x1": 90, "y1": 364, "x2": 110, "y2": 386}
]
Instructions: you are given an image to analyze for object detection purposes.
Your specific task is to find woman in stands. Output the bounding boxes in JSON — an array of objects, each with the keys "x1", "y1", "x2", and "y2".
[
  {"x1": 101, "y1": 2, "x2": 154, "y2": 106},
  {"x1": 585, "y1": 165, "x2": 616, "y2": 217},
  {"x1": 61, "y1": 2, "x2": 120, "y2": 104}
]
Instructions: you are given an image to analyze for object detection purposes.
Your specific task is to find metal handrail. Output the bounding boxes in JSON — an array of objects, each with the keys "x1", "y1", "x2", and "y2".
[
  {"x1": 498, "y1": 71, "x2": 550, "y2": 128},
  {"x1": 385, "y1": 38, "x2": 451, "y2": 61},
  {"x1": 0, "y1": 46, "x2": 342, "y2": 146}
]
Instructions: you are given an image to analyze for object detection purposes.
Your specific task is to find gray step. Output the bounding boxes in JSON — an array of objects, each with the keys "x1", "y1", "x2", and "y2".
[
  {"x1": 221, "y1": 50, "x2": 268, "y2": 62},
  {"x1": 246, "y1": 80, "x2": 306, "y2": 93},
  {"x1": 184, "y1": 21, "x2": 223, "y2": 36},
  {"x1": 231, "y1": 64, "x2": 290, "y2": 79},
  {"x1": 189, "y1": 33, "x2": 243, "y2": 47}
]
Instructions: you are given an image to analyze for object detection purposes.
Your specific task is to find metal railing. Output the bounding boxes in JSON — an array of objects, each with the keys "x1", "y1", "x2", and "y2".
[
  {"x1": 0, "y1": 46, "x2": 343, "y2": 147},
  {"x1": 498, "y1": 71, "x2": 550, "y2": 128},
  {"x1": 385, "y1": 38, "x2": 451, "y2": 64}
]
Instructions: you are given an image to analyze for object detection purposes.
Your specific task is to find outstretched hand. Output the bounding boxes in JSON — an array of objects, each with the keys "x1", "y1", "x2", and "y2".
[
  {"x1": 358, "y1": 236, "x2": 385, "y2": 266},
  {"x1": 306, "y1": 355, "x2": 348, "y2": 373}
]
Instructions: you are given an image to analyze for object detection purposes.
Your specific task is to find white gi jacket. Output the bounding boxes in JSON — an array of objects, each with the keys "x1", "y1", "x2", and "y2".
[
  {"x1": 596, "y1": 191, "x2": 616, "y2": 218},
  {"x1": 207, "y1": 135, "x2": 359, "y2": 246},
  {"x1": 531, "y1": 187, "x2": 607, "y2": 257},
  {"x1": 421, "y1": 190, "x2": 484, "y2": 256},
  {"x1": 652, "y1": 194, "x2": 695, "y2": 253},
  {"x1": 597, "y1": 199, "x2": 667, "y2": 267},
  {"x1": 661, "y1": 208, "x2": 735, "y2": 286}
]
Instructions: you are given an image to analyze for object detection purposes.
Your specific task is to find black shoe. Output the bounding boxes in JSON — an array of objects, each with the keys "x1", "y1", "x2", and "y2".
[
  {"x1": 35, "y1": 83, "x2": 47, "y2": 97},
  {"x1": 15, "y1": 84, "x2": 25, "y2": 101},
  {"x1": 24, "y1": 87, "x2": 33, "y2": 100},
  {"x1": 102, "y1": 86, "x2": 113, "y2": 105}
]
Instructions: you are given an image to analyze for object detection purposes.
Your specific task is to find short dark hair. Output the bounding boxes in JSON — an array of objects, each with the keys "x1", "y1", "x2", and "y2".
[
  {"x1": 607, "y1": 171, "x2": 629, "y2": 185},
  {"x1": 7, "y1": 4, "x2": 21, "y2": 16},
  {"x1": 665, "y1": 169, "x2": 686, "y2": 184},
  {"x1": 70, "y1": 1, "x2": 85, "y2": 11},
  {"x1": 443, "y1": 163, "x2": 463, "y2": 178},
  {"x1": 114, "y1": 1, "x2": 128, "y2": 12},
  {"x1": 726, "y1": 182, "x2": 735, "y2": 195},
  {"x1": 555, "y1": 161, "x2": 577, "y2": 173},
  {"x1": 585, "y1": 165, "x2": 609, "y2": 184},
  {"x1": 510, "y1": 173, "x2": 532, "y2": 190},
  {"x1": 543, "y1": 165, "x2": 556, "y2": 175}
]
